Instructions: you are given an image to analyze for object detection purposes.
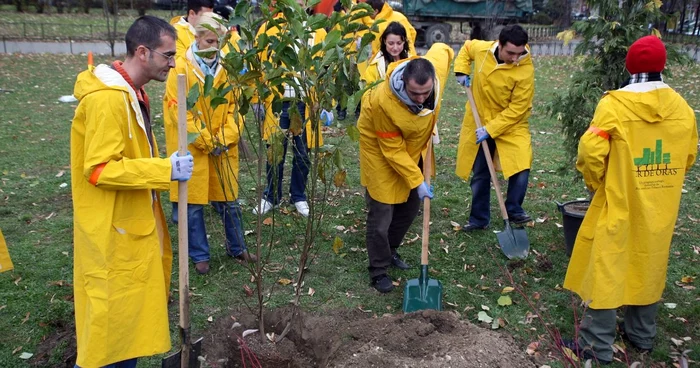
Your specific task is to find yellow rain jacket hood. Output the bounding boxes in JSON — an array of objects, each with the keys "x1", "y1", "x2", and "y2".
[
  {"x1": 164, "y1": 48, "x2": 243, "y2": 204},
  {"x1": 454, "y1": 40, "x2": 534, "y2": 179},
  {"x1": 359, "y1": 43, "x2": 454, "y2": 204},
  {"x1": 71, "y1": 64, "x2": 173, "y2": 367},
  {"x1": 564, "y1": 81, "x2": 698, "y2": 309}
]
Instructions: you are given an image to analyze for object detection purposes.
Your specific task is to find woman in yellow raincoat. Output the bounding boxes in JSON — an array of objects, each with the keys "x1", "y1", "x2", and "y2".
[
  {"x1": 365, "y1": 0, "x2": 416, "y2": 57},
  {"x1": 454, "y1": 25, "x2": 534, "y2": 230},
  {"x1": 361, "y1": 21, "x2": 411, "y2": 86},
  {"x1": 562, "y1": 35, "x2": 698, "y2": 364},
  {"x1": 358, "y1": 43, "x2": 454, "y2": 292},
  {"x1": 252, "y1": 7, "x2": 332, "y2": 218},
  {"x1": 164, "y1": 13, "x2": 254, "y2": 275},
  {"x1": 71, "y1": 17, "x2": 193, "y2": 367}
]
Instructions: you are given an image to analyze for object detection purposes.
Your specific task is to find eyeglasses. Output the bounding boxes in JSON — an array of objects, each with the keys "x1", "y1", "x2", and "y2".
[{"x1": 147, "y1": 47, "x2": 176, "y2": 62}]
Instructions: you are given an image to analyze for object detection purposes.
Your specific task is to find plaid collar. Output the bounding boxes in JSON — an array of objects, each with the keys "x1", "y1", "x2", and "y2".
[{"x1": 622, "y1": 72, "x2": 663, "y2": 87}]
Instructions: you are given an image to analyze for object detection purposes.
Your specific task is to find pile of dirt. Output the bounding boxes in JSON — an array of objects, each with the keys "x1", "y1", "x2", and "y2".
[{"x1": 204, "y1": 307, "x2": 535, "y2": 368}]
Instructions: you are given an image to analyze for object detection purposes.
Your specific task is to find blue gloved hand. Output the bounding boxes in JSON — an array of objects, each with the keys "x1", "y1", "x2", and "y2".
[
  {"x1": 170, "y1": 151, "x2": 194, "y2": 181},
  {"x1": 456, "y1": 74, "x2": 471, "y2": 87},
  {"x1": 252, "y1": 103, "x2": 265, "y2": 121},
  {"x1": 239, "y1": 66, "x2": 248, "y2": 75},
  {"x1": 475, "y1": 127, "x2": 490, "y2": 144},
  {"x1": 210, "y1": 144, "x2": 229, "y2": 156},
  {"x1": 321, "y1": 109, "x2": 334, "y2": 126},
  {"x1": 416, "y1": 181, "x2": 434, "y2": 200}
]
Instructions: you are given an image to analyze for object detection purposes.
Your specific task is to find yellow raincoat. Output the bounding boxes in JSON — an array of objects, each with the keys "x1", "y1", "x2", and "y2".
[
  {"x1": 371, "y1": 3, "x2": 416, "y2": 58},
  {"x1": 256, "y1": 14, "x2": 327, "y2": 147},
  {"x1": 454, "y1": 40, "x2": 534, "y2": 180},
  {"x1": 0, "y1": 229, "x2": 13, "y2": 273},
  {"x1": 564, "y1": 82, "x2": 698, "y2": 309},
  {"x1": 164, "y1": 48, "x2": 244, "y2": 204},
  {"x1": 361, "y1": 50, "x2": 411, "y2": 86},
  {"x1": 71, "y1": 64, "x2": 172, "y2": 367},
  {"x1": 172, "y1": 16, "x2": 196, "y2": 57},
  {"x1": 359, "y1": 43, "x2": 454, "y2": 204}
]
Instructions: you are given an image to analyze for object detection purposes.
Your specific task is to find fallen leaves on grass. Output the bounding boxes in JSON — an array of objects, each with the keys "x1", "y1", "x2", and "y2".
[
  {"x1": 477, "y1": 311, "x2": 493, "y2": 323},
  {"x1": 332, "y1": 236, "x2": 344, "y2": 254},
  {"x1": 497, "y1": 295, "x2": 513, "y2": 306},
  {"x1": 307, "y1": 288, "x2": 315, "y2": 297},
  {"x1": 19, "y1": 352, "x2": 33, "y2": 359},
  {"x1": 450, "y1": 220, "x2": 461, "y2": 231},
  {"x1": 242, "y1": 329, "x2": 258, "y2": 338},
  {"x1": 526, "y1": 341, "x2": 539, "y2": 356},
  {"x1": 262, "y1": 217, "x2": 273, "y2": 226},
  {"x1": 21, "y1": 312, "x2": 30, "y2": 324},
  {"x1": 243, "y1": 284, "x2": 253, "y2": 297},
  {"x1": 277, "y1": 278, "x2": 292, "y2": 286}
]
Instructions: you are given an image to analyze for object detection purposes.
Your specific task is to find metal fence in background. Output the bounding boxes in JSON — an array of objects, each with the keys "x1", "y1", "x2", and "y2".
[{"x1": 0, "y1": 21, "x2": 124, "y2": 40}]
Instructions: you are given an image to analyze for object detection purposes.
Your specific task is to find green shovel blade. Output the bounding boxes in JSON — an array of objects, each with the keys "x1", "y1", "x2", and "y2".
[{"x1": 402, "y1": 265, "x2": 443, "y2": 313}]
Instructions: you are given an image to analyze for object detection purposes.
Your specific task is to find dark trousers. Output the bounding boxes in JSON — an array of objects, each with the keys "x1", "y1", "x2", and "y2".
[
  {"x1": 578, "y1": 303, "x2": 659, "y2": 362},
  {"x1": 469, "y1": 137, "x2": 530, "y2": 227},
  {"x1": 365, "y1": 189, "x2": 421, "y2": 278}
]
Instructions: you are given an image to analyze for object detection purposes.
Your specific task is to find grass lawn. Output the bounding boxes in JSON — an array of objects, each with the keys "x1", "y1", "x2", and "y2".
[
  {"x1": 0, "y1": 53, "x2": 698, "y2": 367},
  {"x1": 0, "y1": 7, "x2": 179, "y2": 40}
]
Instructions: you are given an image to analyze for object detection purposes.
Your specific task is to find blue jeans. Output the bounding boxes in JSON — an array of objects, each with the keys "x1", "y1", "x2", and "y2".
[
  {"x1": 172, "y1": 201, "x2": 247, "y2": 263},
  {"x1": 75, "y1": 358, "x2": 137, "y2": 368},
  {"x1": 264, "y1": 101, "x2": 310, "y2": 204},
  {"x1": 469, "y1": 137, "x2": 530, "y2": 227}
]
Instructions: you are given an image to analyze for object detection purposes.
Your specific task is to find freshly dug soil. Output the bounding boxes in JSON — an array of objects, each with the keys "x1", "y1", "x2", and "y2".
[
  {"x1": 562, "y1": 201, "x2": 589, "y2": 217},
  {"x1": 204, "y1": 307, "x2": 535, "y2": 368}
]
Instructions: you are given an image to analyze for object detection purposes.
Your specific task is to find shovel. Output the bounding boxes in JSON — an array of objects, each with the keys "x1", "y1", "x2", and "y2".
[
  {"x1": 465, "y1": 87, "x2": 529, "y2": 259},
  {"x1": 162, "y1": 74, "x2": 203, "y2": 368},
  {"x1": 403, "y1": 139, "x2": 443, "y2": 313}
]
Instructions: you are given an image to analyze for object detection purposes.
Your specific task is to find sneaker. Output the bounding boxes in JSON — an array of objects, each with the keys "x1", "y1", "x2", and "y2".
[
  {"x1": 253, "y1": 199, "x2": 274, "y2": 216},
  {"x1": 559, "y1": 339, "x2": 612, "y2": 365},
  {"x1": 195, "y1": 261, "x2": 210, "y2": 275},
  {"x1": 294, "y1": 201, "x2": 310, "y2": 217},
  {"x1": 371, "y1": 274, "x2": 395, "y2": 293},
  {"x1": 618, "y1": 322, "x2": 653, "y2": 354},
  {"x1": 462, "y1": 223, "x2": 487, "y2": 232},
  {"x1": 390, "y1": 253, "x2": 411, "y2": 270},
  {"x1": 234, "y1": 250, "x2": 258, "y2": 264},
  {"x1": 509, "y1": 213, "x2": 532, "y2": 225}
]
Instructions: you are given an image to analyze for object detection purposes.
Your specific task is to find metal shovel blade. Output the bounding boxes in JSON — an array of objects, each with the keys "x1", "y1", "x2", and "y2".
[
  {"x1": 402, "y1": 265, "x2": 443, "y2": 313},
  {"x1": 496, "y1": 220, "x2": 530, "y2": 259},
  {"x1": 161, "y1": 337, "x2": 203, "y2": 368}
]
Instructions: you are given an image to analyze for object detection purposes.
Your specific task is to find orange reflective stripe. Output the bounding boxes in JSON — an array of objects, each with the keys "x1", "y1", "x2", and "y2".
[
  {"x1": 88, "y1": 163, "x2": 107, "y2": 186},
  {"x1": 587, "y1": 126, "x2": 610, "y2": 140},
  {"x1": 167, "y1": 98, "x2": 177, "y2": 108},
  {"x1": 376, "y1": 131, "x2": 401, "y2": 139}
]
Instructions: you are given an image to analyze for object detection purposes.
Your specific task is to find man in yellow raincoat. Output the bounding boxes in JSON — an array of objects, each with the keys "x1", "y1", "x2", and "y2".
[
  {"x1": 454, "y1": 25, "x2": 534, "y2": 231},
  {"x1": 170, "y1": 0, "x2": 214, "y2": 57},
  {"x1": 252, "y1": 2, "x2": 333, "y2": 218},
  {"x1": 359, "y1": 43, "x2": 454, "y2": 292},
  {"x1": 562, "y1": 35, "x2": 698, "y2": 365},
  {"x1": 70, "y1": 16, "x2": 194, "y2": 367},
  {"x1": 164, "y1": 12, "x2": 255, "y2": 275}
]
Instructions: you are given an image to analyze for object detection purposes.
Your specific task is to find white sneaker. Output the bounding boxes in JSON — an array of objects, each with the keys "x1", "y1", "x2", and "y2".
[
  {"x1": 253, "y1": 199, "x2": 274, "y2": 215},
  {"x1": 294, "y1": 201, "x2": 310, "y2": 217}
]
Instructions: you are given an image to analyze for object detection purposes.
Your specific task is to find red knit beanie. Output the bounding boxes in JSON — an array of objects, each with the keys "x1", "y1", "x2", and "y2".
[{"x1": 625, "y1": 35, "x2": 666, "y2": 74}]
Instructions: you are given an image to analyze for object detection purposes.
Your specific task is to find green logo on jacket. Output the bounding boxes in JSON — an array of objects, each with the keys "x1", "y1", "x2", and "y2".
[{"x1": 634, "y1": 139, "x2": 678, "y2": 177}]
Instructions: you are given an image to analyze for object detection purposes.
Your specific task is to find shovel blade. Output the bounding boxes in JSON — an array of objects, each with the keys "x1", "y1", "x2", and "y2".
[
  {"x1": 402, "y1": 266, "x2": 443, "y2": 313},
  {"x1": 161, "y1": 337, "x2": 203, "y2": 368},
  {"x1": 496, "y1": 221, "x2": 530, "y2": 259}
]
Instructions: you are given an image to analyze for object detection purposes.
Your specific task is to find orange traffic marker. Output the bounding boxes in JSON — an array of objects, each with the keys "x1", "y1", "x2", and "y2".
[{"x1": 87, "y1": 51, "x2": 93, "y2": 67}]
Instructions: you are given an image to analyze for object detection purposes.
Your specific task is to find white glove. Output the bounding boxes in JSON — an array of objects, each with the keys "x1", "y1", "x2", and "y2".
[
  {"x1": 170, "y1": 152, "x2": 194, "y2": 181},
  {"x1": 321, "y1": 109, "x2": 334, "y2": 126}
]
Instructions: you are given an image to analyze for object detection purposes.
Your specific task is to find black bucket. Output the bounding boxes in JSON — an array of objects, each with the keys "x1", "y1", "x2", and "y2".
[{"x1": 555, "y1": 200, "x2": 590, "y2": 257}]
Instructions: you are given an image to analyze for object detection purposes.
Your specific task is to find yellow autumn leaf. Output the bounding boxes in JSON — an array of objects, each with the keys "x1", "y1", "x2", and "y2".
[
  {"x1": 680, "y1": 275, "x2": 695, "y2": 284},
  {"x1": 651, "y1": 28, "x2": 662, "y2": 39},
  {"x1": 262, "y1": 217, "x2": 273, "y2": 226},
  {"x1": 278, "y1": 278, "x2": 292, "y2": 286},
  {"x1": 556, "y1": 30, "x2": 576, "y2": 46},
  {"x1": 333, "y1": 170, "x2": 347, "y2": 187},
  {"x1": 562, "y1": 347, "x2": 579, "y2": 362},
  {"x1": 332, "y1": 236, "x2": 344, "y2": 254},
  {"x1": 501, "y1": 286, "x2": 515, "y2": 294}
]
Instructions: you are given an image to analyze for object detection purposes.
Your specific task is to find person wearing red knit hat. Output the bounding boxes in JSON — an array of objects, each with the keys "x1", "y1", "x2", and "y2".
[{"x1": 560, "y1": 34, "x2": 698, "y2": 364}]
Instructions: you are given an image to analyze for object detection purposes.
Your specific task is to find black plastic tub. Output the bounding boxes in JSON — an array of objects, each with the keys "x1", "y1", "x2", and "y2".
[{"x1": 555, "y1": 200, "x2": 590, "y2": 256}]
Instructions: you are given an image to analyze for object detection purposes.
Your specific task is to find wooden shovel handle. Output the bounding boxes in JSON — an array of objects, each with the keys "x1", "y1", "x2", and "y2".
[
  {"x1": 465, "y1": 87, "x2": 509, "y2": 221},
  {"x1": 176, "y1": 74, "x2": 191, "y2": 365},
  {"x1": 421, "y1": 139, "x2": 433, "y2": 266}
]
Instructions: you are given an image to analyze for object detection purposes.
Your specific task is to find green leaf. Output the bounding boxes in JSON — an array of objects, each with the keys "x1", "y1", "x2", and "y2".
[
  {"x1": 346, "y1": 125, "x2": 360, "y2": 142},
  {"x1": 332, "y1": 148, "x2": 344, "y2": 170},
  {"x1": 497, "y1": 295, "x2": 512, "y2": 306},
  {"x1": 323, "y1": 30, "x2": 342, "y2": 52},
  {"x1": 203, "y1": 74, "x2": 214, "y2": 97},
  {"x1": 477, "y1": 311, "x2": 493, "y2": 323},
  {"x1": 186, "y1": 84, "x2": 200, "y2": 110},
  {"x1": 187, "y1": 132, "x2": 200, "y2": 145},
  {"x1": 210, "y1": 96, "x2": 228, "y2": 111}
]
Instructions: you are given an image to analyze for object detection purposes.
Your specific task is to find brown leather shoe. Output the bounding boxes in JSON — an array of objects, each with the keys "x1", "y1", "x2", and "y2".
[
  {"x1": 195, "y1": 261, "x2": 210, "y2": 274},
  {"x1": 235, "y1": 251, "x2": 258, "y2": 264}
]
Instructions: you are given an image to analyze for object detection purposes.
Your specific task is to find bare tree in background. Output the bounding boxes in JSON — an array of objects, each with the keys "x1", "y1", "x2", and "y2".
[{"x1": 103, "y1": 0, "x2": 119, "y2": 57}]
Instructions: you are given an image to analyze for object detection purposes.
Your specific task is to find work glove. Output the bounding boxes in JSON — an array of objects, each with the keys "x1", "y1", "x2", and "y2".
[
  {"x1": 456, "y1": 74, "x2": 470, "y2": 87},
  {"x1": 321, "y1": 109, "x2": 334, "y2": 126},
  {"x1": 239, "y1": 66, "x2": 248, "y2": 75},
  {"x1": 170, "y1": 151, "x2": 194, "y2": 181},
  {"x1": 252, "y1": 103, "x2": 265, "y2": 121},
  {"x1": 475, "y1": 127, "x2": 490, "y2": 144},
  {"x1": 416, "y1": 181, "x2": 434, "y2": 200},
  {"x1": 210, "y1": 144, "x2": 229, "y2": 156}
]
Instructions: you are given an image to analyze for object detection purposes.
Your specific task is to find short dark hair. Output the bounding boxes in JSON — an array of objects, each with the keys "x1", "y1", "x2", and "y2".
[
  {"x1": 498, "y1": 24, "x2": 528, "y2": 47},
  {"x1": 366, "y1": 0, "x2": 385, "y2": 12},
  {"x1": 188, "y1": 0, "x2": 214, "y2": 13},
  {"x1": 380, "y1": 22, "x2": 409, "y2": 62},
  {"x1": 403, "y1": 58, "x2": 435, "y2": 85},
  {"x1": 125, "y1": 16, "x2": 177, "y2": 57}
]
